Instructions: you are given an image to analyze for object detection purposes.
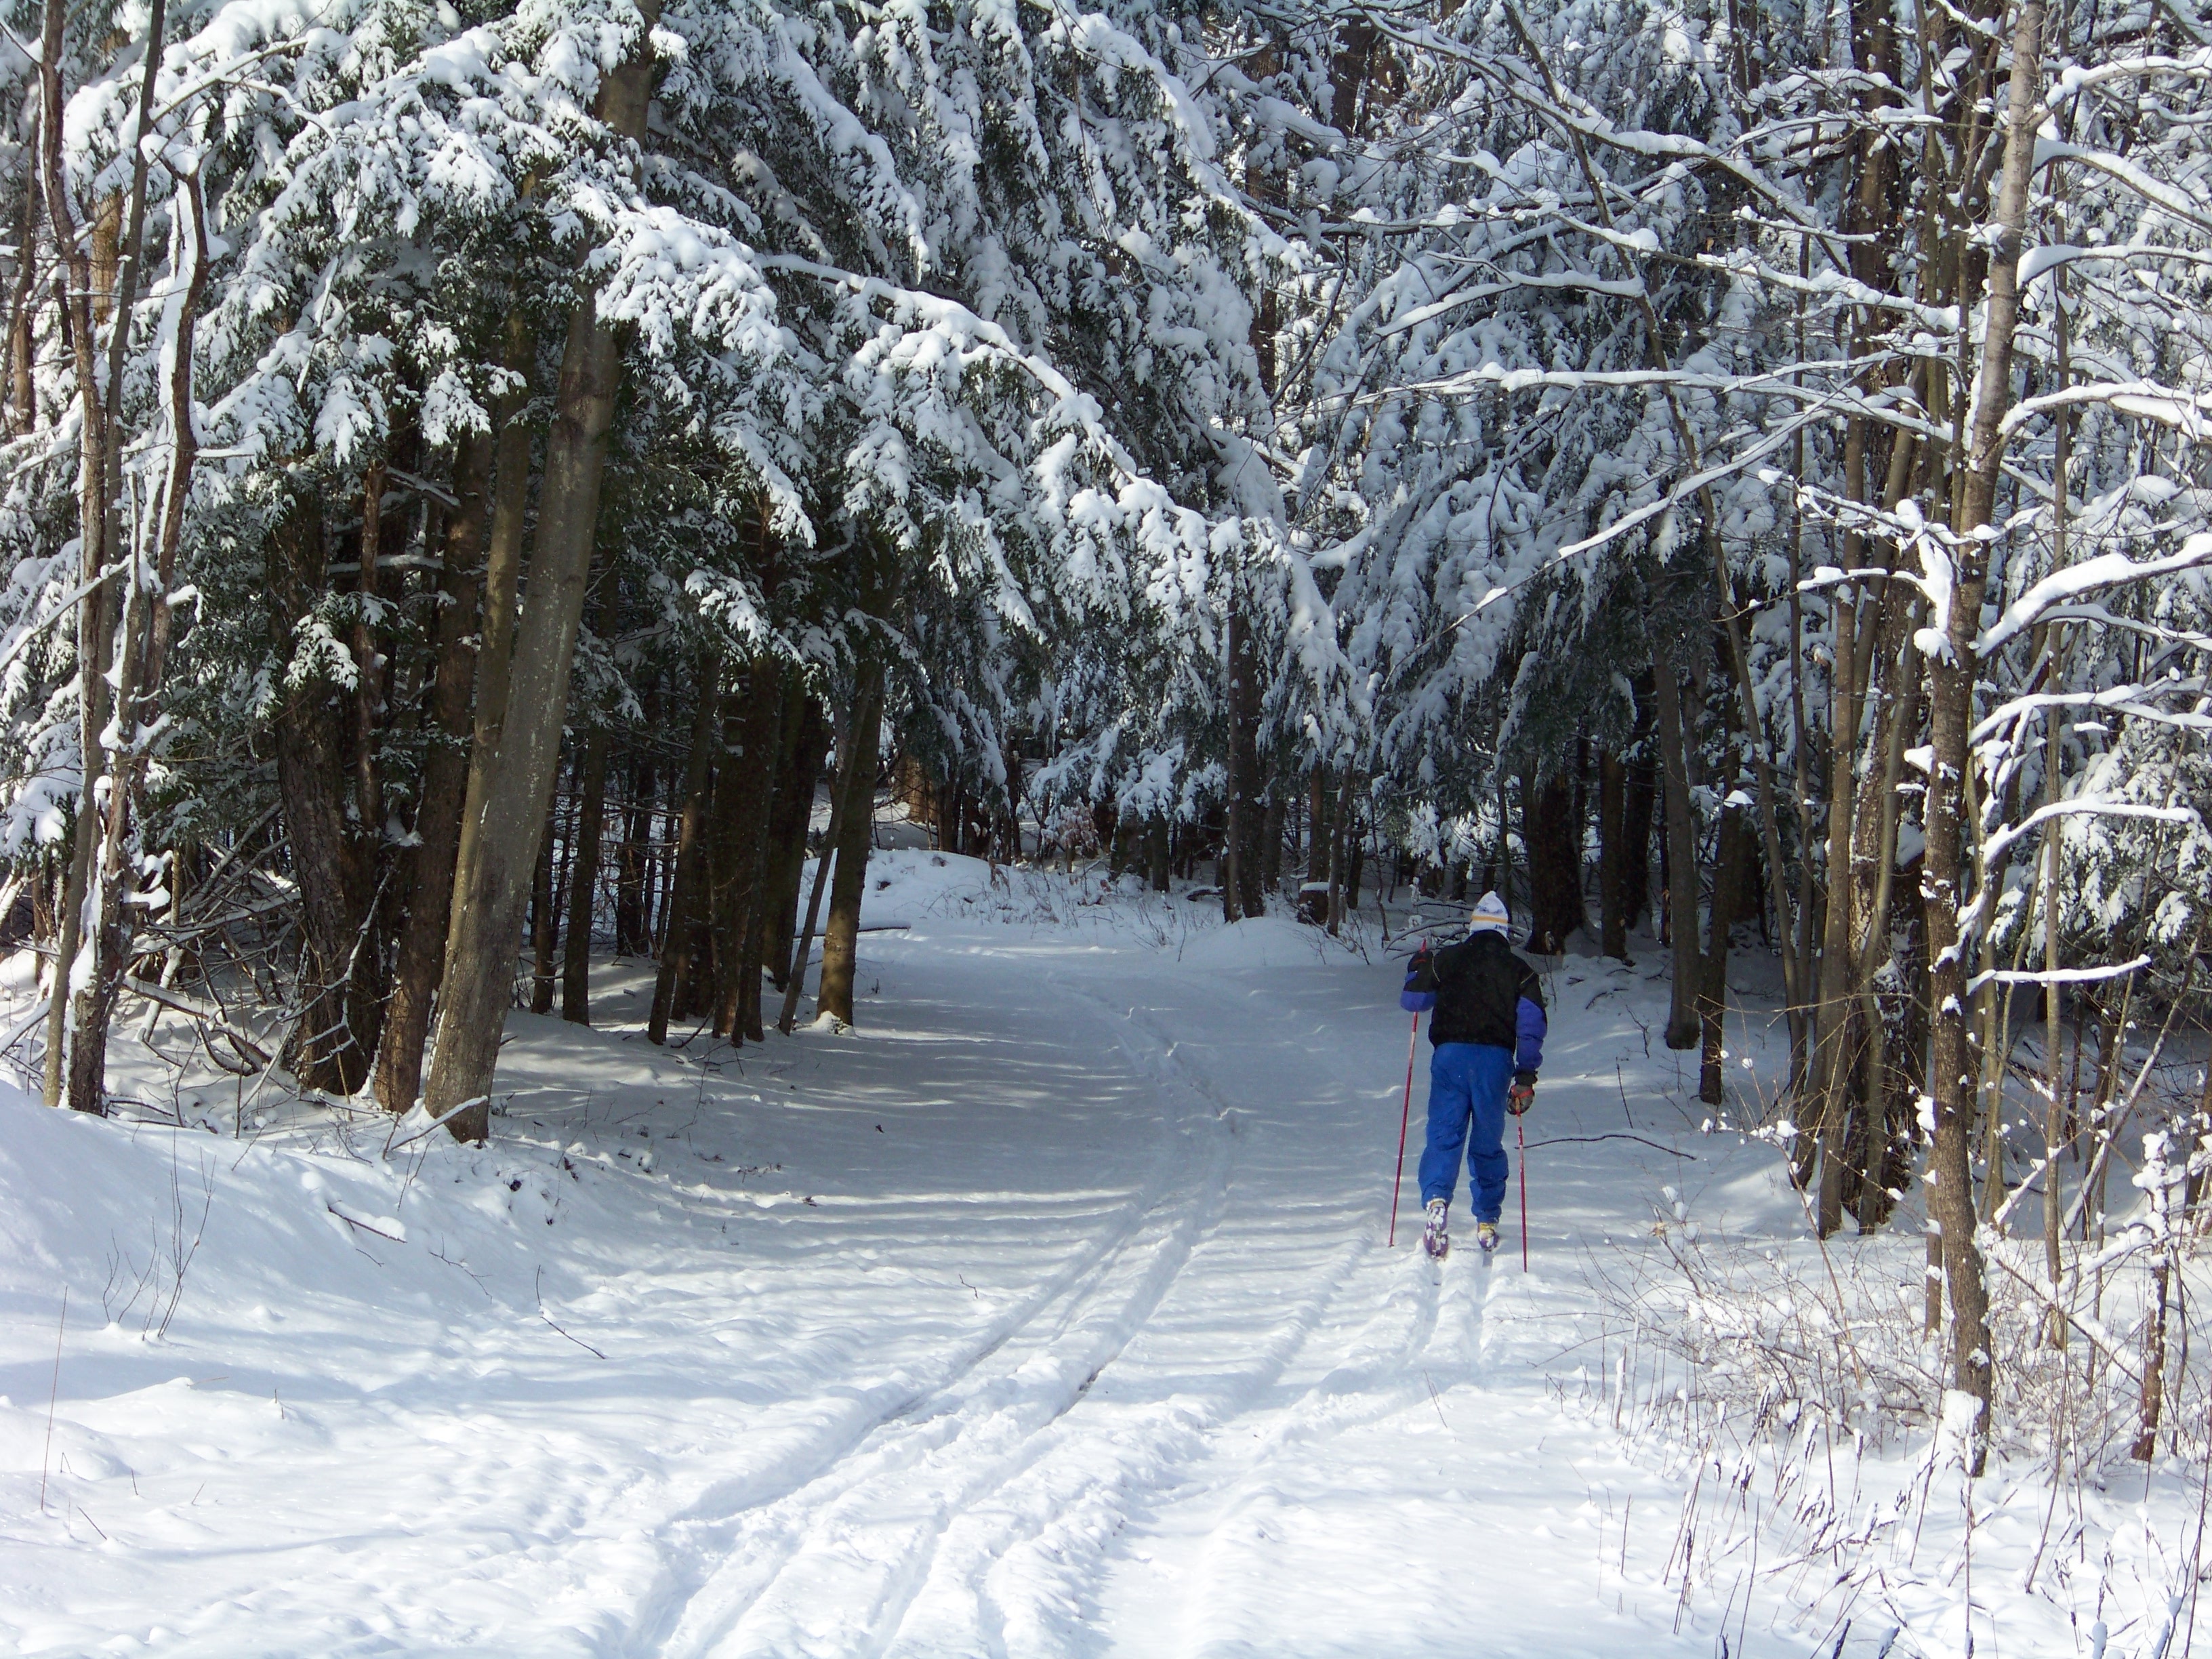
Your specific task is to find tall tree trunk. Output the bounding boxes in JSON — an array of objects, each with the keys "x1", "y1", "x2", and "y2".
[
  {"x1": 649, "y1": 657, "x2": 721, "y2": 1044},
  {"x1": 1525, "y1": 771, "x2": 1584, "y2": 954},
  {"x1": 615, "y1": 678, "x2": 658, "y2": 955},
  {"x1": 705, "y1": 660, "x2": 790, "y2": 1040},
  {"x1": 39, "y1": 0, "x2": 116, "y2": 1109},
  {"x1": 779, "y1": 713, "x2": 851, "y2": 1034},
  {"x1": 710, "y1": 657, "x2": 784, "y2": 1039},
  {"x1": 445, "y1": 310, "x2": 535, "y2": 954},
  {"x1": 423, "y1": 8, "x2": 661, "y2": 1141},
  {"x1": 1697, "y1": 798, "x2": 1751, "y2": 1105},
  {"x1": 1224, "y1": 602, "x2": 1265, "y2": 920},
  {"x1": 1598, "y1": 750, "x2": 1629, "y2": 960},
  {"x1": 266, "y1": 497, "x2": 382, "y2": 1094},
  {"x1": 560, "y1": 577, "x2": 619, "y2": 1023},
  {"x1": 561, "y1": 726, "x2": 612, "y2": 1023},
  {"x1": 817, "y1": 670, "x2": 885, "y2": 1026},
  {"x1": 531, "y1": 782, "x2": 559, "y2": 1015},
  {"x1": 373, "y1": 432, "x2": 489, "y2": 1109},
  {"x1": 1621, "y1": 696, "x2": 1656, "y2": 932},
  {"x1": 739, "y1": 668, "x2": 801, "y2": 1040},
  {"x1": 1326, "y1": 768, "x2": 1356, "y2": 935},
  {"x1": 764, "y1": 697, "x2": 827, "y2": 991},
  {"x1": 1309, "y1": 769, "x2": 1328, "y2": 879},
  {"x1": 1922, "y1": 0, "x2": 2043, "y2": 1475},
  {"x1": 2131, "y1": 1254, "x2": 2172, "y2": 1461},
  {"x1": 1652, "y1": 638, "x2": 1702, "y2": 1048}
]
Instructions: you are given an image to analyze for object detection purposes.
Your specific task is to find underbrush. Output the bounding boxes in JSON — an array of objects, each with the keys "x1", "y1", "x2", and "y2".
[{"x1": 1563, "y1": 1171, "x2": 2212, "y2": 1658}]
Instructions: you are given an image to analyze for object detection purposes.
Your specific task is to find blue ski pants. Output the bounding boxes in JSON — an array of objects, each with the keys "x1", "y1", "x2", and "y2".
[{"x1": 1419, "y1": 1042, "x2": 1514, "y2": 1224}]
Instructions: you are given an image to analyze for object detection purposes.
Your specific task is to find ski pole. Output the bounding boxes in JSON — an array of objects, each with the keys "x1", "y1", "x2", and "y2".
[
  {"x1": 1388, "y1": 1007, "x2": 1420, "y2": 1246},
  {"x1": 1516, "y1": 1109, "x2": 1530, "y2": 1272}
]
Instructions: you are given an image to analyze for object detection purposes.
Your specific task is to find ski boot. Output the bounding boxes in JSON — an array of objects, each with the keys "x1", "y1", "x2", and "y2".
[
  {"x1": 1475, "y1": 1221, "x2": 1500, "y2": 1255},
  {"x1": 1422, "y1": 1198, "x2": 1450, "y2": 1259}
]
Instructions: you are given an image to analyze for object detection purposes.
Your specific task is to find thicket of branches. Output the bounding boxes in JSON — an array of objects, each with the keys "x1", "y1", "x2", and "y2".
[{"x1": 4, "y1": 0, "x2": 2211, "y2": 1477}]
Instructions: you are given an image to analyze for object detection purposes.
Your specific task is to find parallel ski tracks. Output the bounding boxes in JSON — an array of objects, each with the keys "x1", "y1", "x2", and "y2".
[
  {"x1": 633, "y1": 982, "x2": 1237, "y2": 1658},
  {"x1": 632, "y1": 967, "x2": 1441, "y2": 1659}
]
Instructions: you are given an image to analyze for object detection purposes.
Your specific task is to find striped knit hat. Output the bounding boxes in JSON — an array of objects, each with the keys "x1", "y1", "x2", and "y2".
[{"x1": 1468, "y1": 890, "x2": 1511, "y2": 937}]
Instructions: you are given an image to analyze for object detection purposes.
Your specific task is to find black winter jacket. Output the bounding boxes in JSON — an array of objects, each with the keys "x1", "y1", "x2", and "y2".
[{"x1": 1402, "y1": 931, "x2": 1548, "y2": 1073}]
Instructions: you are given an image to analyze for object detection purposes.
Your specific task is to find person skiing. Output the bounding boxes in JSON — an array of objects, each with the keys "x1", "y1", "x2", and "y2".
[{"x1": 1399, "y1": 891, "x2": 1547, "y2": 1257}]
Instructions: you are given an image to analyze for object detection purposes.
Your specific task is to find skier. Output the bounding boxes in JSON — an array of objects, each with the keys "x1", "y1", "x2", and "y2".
[{"x1": 1399, "y1": 891, "x2": 1547, "y2": 1258}]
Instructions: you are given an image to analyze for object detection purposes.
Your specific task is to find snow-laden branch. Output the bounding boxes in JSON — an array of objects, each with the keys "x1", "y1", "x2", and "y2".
[
  {"x1": 1966, "y1": 956, "x2": 2151, "y2": 995},
  {"x1": 1976, "y1": 537, "x2": 2212, "y2": 654},
  {"x1": 1980, "y1": 800, "x2": 2199, "y2": 868}
]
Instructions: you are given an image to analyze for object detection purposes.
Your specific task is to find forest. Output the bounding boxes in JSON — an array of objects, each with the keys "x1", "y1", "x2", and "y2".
[{"x1": 2, "y1": 0, "x2": 2210, "y2": 1544}]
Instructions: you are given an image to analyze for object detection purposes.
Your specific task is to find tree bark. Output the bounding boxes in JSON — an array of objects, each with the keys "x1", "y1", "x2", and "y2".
[
  {"x1": 1223, "y1": 602, "x2": 1265, "y2": 920},
  {"x1": 817, "y1": 669, "x2": 885, "y2": 1026},
  {"x1": 1598, "y1": 750, "x2": 1629, "y2": 959},
  {"x1": 561, "y1": 722, "x2": 612, "y2": 1023},
  {"x1": 39, "y1": 0, "x2": 115, "y2": 1109},
  {"x1": 559, "y1": 576, "x2": 619, "y2": 1023},
  {"x1": 1697, "y1": 797, "x2": 1751, "y2": 1105},
  {"x1": 737, "y1": 680, "x2": 802, "y2": 1037},
  {"x1": 423, "y1": 8, "x2": 661, "y2": 1141},
  {"x1": 1525, "y1": 771, "x2": 1584, "y2": 954},
  {"x1": 1921, "y1": 0, "x2": 2042, "y2": 1475},
  {"x1": 649, "y1": 655, "x2": 722, "y2": 1044},
  {"x1": 764, "y1": 696, "x2": 827, "y2": 990},
  {"x1": 267, "y1": 499, "x2": 382, "y2": 1093},
  {"x1": 1652, "y1": 638, "x2": 1702, "y2": 1048},
  {"x1": 373, "y1": 432, "x2": 489, "y2": 1109},
  {"x1": 531, "y1": 781, "x2": 559, "y2": 1015},
  {"x1": 615, "y1": 678, "x2": 658, "y2": 955},
  {"x1": 2131, "y1": 1255, "x2": 2171, "y2": 1460},
  {"x1": 717, "y1": 657, "x2": 786, "y2": 1039}
]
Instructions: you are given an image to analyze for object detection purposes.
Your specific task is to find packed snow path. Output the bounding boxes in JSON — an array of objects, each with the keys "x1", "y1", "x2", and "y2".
[{"x1": 3, "y1": 857, "x2": 1802, "y2": 1656}]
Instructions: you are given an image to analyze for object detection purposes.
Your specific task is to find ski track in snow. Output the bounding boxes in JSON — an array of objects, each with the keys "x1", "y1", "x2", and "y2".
[{"x1": 3, "y1": 853, "x2": 1953, "y2": 1657}]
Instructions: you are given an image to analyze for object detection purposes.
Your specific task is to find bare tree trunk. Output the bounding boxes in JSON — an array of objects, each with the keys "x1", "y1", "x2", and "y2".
[
  {"x1": 558, "y1": 576, "x2": 619, "y2": 1023},
  {"x1": 739, "y1": 670, "x2": 803, "y2": 1039},
  {"x1": 1598, "y1": 749, "x2": 1629, "y2": 960},
  {"x1": 708, "y1": 659, "x2": 785, "y2": 1038},
  {"x1": 817, "y1": 670, "x2": 885, "y2": 1026},
  {"x1": 1223, "y1": 602, "x2": 1265, "y2": 920},
  {"x1": 560, "y1": 727, "x2": 611, "y2": 1023},
  {"x1": 1526, "y1": 769, "x2": 1584, "y2": 954},
  {"x1": 39, "y1": 0, "x2": 116, "y2": 1109},
  {"x1": 373, "y1": 432, "x2": 488, "y2": 1109},
  {"x1": 649, "y1": 659, "x2": 722, "y2": 1044},
  {"x1": 446, "y1": 311, "x2": 534, "y2": 936},
  {"x1": 1697, "y1": 797, "x2": 1750, "y2": 1105},
  {"x1": 1921, "y1": 0, "x2": 2044, "y2": 1475},
  {"x1": 1652, "y1": 638, "x2": 1702, "y2": 1049},
  {"x1": 2042, "y1": 276, "x2": 2075, "y2": 1343},
  {"x1": 266, "y1": 495, "x2": 383, "y2": 1094},
  {"x1": 1326, "y1": 768, "x2": 1356, "y2": 935},
  {"x1": 764, "y1": 697, "x2": 826, "y2": 991},
  {"x1": 615, "y1": 678, "x2": 658, "y2": 955},
  {"x1": 779, "y1": 718, "x2": 852, "y2": 1035},
  {"x1": 531, "y1": 782, "x2": 559, "y2": 1015},
  {"x1": 422, "y1": 8, "x2": 661, "y2": 1141},
  {"x1": 2131, "y1": 1255, "x2": 2171, "y2": 1461}
]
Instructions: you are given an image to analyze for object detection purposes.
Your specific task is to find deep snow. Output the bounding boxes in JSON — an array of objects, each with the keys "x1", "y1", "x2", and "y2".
[{"x1": 1, "y1": 851, "x2": 2203, "y2": 1657}]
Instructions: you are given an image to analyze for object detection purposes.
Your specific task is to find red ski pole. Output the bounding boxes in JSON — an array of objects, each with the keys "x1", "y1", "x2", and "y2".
[
  {"x1": 1516, "y1": 1109, "x2": 1530, "y2": 1272},
  {"x1": 1388, "y1": 1007, "x2": 1420, "y2": 1246}
]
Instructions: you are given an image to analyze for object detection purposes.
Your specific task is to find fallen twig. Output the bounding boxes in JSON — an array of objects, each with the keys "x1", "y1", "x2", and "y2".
[{"x1": 1523, "y1": 1132, "x2": 1696, "y2": 1158}]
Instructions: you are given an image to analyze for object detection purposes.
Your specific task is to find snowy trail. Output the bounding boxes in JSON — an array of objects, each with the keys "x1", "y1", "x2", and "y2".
[{"x1": 1, "y1": 855, "x2": 1792, "y2": 1657}]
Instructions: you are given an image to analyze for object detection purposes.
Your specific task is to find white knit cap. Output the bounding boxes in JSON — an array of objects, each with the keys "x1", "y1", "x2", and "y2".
[{"x1": 1468, "y1": 890, "x2": 1511, "y2": 937}]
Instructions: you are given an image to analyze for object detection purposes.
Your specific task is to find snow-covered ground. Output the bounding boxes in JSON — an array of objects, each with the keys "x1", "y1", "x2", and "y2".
[{"x1": 1, "y1": 853, "x2": 2203, "y2": 1656}]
